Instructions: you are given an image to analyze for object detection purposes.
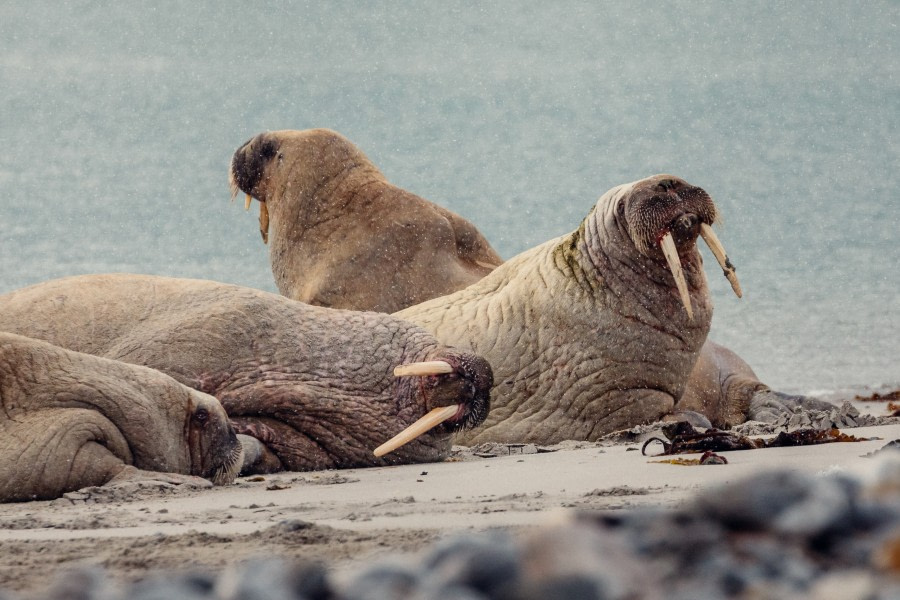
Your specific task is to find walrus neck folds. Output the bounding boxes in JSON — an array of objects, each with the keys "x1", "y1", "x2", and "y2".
[
  {"x1": 275, "y1": 159, "x2": 381, "y2": 232},
  {"x1": 572, "y1": 192, "x2": 713, "y2": 336}
]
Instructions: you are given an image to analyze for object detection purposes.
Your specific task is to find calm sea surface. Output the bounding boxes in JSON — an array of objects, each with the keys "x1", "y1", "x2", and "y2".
[{"x1": 1, "y1": 2, "x2": 897, "y2": 395}]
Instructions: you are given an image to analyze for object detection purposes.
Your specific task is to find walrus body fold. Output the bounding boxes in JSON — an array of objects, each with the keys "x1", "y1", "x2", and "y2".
[
  {"x1": 0, "y1": 274, "x2": 492, "y2": 473},
  {"x1": 229, "y1": 128, "x2": 502, "y2": 313},
  {"x1": 0, "y1": 332, "x2": 242, "y2": 502}
]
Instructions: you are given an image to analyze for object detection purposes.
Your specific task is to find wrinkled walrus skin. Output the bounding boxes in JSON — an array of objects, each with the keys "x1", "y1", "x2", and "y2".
[
  {"x1": 0, "y1": 332, "x2": 242, "y2": 502},
  {"x1": 0, "y1": 275, "x2": 492, "y2": 473},
  {"x1": 397, "y1": 175, "x2": 728, "y2": 444},
  {"x1": 229, "y1": 128, "x2": 503, "y2": 313}
]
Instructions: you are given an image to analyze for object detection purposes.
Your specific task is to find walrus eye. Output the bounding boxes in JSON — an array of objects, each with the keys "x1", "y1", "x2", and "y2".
[
  {"x1": 193, "y1": 407, "x2": 209, "y2": 426},
  {"x1": 616, "y1": 201, "x2": 625, "y2": 217}
]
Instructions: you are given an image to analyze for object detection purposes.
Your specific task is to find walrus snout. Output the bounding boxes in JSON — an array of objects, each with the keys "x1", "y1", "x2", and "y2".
[
  {"x1": 627, "y1": 182, "x2": 716, "y2": 256},
  {"x1": 621, "y1": 175, "x2": 740, "y2": 321},
  {"x1": 419, "y1": 353, "x2": 492, "y2": 432},
  {"x1": 229, "y1": 134, "x2": 278, "y2": 199},
  {"x1": 230, "y1": 134, "x2": 279, "y2": 243},
  {"x1": 376, "y1": 352, "x2": 493, "y2": 457},
  {"x1": 448, "y1": 354, "x2": 493, "y2": 431}
]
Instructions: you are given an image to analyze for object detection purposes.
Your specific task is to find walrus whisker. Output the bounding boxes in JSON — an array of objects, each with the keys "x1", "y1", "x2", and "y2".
[
  {"x1": 393, "y1": 361, "x2": 454, "y2": 377},
  {"x1": 660, "y1": 232, "x2": 693, "y2": 321},
  {"x1": 699, "y1": 223, "x2": 742, "y2": 298},
  {"x1": 210, "y1": 442, "x2": 244, "y2": 485},
  {"x1": 228, "y1": 169, "x2": 239, "y2": 200},
  {"x1": 373, "y1": 404, "x2": 462, "y2": 457}
]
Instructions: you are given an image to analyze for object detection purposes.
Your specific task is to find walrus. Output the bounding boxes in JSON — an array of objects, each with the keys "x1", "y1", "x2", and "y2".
[
  {"x1": 391, "y1": 174, "x2": 761, "y2": 444},
  {"x1": 229, "y1": 128, "x2": 503, "y2": 313},
  {"x1": 227, "y1": 134, "x2": 806, "y2": 432},
  {"x1": 0, "y1": 274, "x2": 492, "y2": 472},
  {"x1": 0, "y1": 332, "x2": 242, "y2": 502}
]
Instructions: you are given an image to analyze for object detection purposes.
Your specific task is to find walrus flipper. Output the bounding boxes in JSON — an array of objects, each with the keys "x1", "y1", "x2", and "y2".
[
  {"x1": 0, "y1": 409, "x2": 134, "y2": 502},
  {"x1": 747, "y1": 391, "x2": 837, "y2": 424}
]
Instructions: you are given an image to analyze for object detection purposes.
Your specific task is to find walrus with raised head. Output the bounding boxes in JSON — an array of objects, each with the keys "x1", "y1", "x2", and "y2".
[
  {"x1": 229, "y1": 128, "x2": 503, "y2": 313},
  {"x1": 0, "y1": 332, "x2": 242, "y2": 502},
  {"x1": 394, "y1": 175, "x2": 782, "y2": 443},
  {"x1": 0, "y1": 274, "x2": 492, "y2": 472}
]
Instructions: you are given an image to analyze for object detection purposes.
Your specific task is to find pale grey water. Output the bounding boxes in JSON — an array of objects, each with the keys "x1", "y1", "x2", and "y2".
[{"x1": 0, "y1": 2, "x2": 897, "y2": 395}]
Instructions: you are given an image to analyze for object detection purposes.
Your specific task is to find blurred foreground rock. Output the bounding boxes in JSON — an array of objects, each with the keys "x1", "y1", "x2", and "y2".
[{"x1": 15, "y1": 447, "x2": 900, "y2": 600}]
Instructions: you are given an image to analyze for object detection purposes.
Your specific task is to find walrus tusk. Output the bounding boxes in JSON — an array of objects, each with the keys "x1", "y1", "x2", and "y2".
[
  {"x1": 374, "y1": 404, "x2": 461, "y2": 457},
  {"x1": 244, "y1": 193, "x2": 253, "y2": 211},
  {"x1": 393, "y1": 360, "x2": 454, "y2": 377},
  {"x1": 259, "y1": 201, "x2": 269, "y2": 244},
  {"x1": 660, "y1": 232, "x2": 693, "y2": 321},
  {"x1": 699, "y1": 223, "x2": 742, "y2": 298}
]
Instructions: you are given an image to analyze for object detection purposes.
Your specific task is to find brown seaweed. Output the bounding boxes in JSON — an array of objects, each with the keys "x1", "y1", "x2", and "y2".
[{"x1": 643, "y1": 421, "x2": 877, "y2": 457}]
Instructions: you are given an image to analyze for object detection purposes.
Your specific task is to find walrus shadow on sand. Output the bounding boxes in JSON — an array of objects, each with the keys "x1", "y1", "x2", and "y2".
[
  {"x1": 229, "y1": 131, "x2": 831, "y2": 442},
  {"x1": 0, "y1": 275, "x2": 493, "y2": 475},
  {"x1": 0, "y1": 332, "x2": 243, "y2": 502}
]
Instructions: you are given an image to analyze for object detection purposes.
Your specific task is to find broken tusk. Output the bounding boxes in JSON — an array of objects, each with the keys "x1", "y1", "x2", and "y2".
[
  {"x1": 699, "y1": 223, "x2": 742, "y2": 298},
  {"x1": 393, "y1": 361, "x2": 454, "y2": 377},
  {"x1": 374, "y1": 404, "x2": 461, "y2": 457},
  {"x1": 259, "y1": 201, "x2": 269, "y2": 244},
  {"x1": 244, "y1": 193, "x2": 252, "y2": 211},
  {"x1": 660, "y1": 232, "x2": 693, "y2": 321}
]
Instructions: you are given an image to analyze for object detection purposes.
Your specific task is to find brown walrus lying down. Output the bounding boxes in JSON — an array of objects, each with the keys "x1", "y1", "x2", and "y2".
[
  {"x1": 229, "y1": 128, "x2": 503, "y2": 313},
  {"x1": 397, "y1": 175, "x2": 831, "y2": 443},
  {"x1": 0, "y1": 332, "x2": 242, "y2": 502},
  {"x1": 0, "y1": 275, "x2": 492, "y2": 473}
]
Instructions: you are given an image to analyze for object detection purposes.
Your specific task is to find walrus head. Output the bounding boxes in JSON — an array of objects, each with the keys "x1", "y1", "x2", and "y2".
[
  {"x1": 224, "y1": 349, "x2": 492, "y2": 471},
  {"x1": 600, "y1": 174, "x2": 741, "y2": 320},
  {"x1": 374, "y1": 349, "x2": 493, "y2": 457},
  {"x1": 229, "y1": 129, "x2": 380, "y2": 244},
  {"x1": 184, "y1": 391, "x2": 244, "y2": 485}
]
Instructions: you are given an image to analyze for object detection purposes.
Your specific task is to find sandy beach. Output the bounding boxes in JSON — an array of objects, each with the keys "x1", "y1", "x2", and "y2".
[{"x1": 1, "y1": 406, "x2": 897, "y2": 597}]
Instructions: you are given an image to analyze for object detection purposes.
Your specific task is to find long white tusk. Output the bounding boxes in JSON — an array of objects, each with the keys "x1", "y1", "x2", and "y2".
[
  {"x1": 244, "y1": 193, "x2": 253, "y2": 211},
  {"x1": 259, "y1": 201, "x2": 269, "y2": 244},
  {"x1": 393, "y1": 361, "x2": 454, "y2": 377},
  {"x1": 660, "y1": 232, "x2": 693, "y2": 321},
  {"x1": 699, "y1": 223, "x2": 742, "y2": 298},
  {"x1": 374, "y1": 404, "x2": 461, "y2": 457}
]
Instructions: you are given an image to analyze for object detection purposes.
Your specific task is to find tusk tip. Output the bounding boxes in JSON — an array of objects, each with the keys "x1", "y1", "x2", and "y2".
[
  {"x1": 727, "y1": 273, "x2": 743, "y2": 298},
  {"x1": 374, "y1": 404, "x2": 461, "y2": 457}
]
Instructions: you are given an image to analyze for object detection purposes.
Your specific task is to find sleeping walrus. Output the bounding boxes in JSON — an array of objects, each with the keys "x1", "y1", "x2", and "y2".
[
  {"x1": 0, "y1": 275, "x2": 492, "y2": 472},
  {"x1": 229, "y1": 128, "x2": 502, "y2": 313},
  {"x1": 0, "y1": 332, "x2": 242, "y2": 502}
]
